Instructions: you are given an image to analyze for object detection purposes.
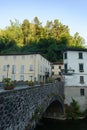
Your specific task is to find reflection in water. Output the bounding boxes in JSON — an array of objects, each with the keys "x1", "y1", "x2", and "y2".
[{"x1": 34, "y1": 118, "x2": 87, "y2": 130}]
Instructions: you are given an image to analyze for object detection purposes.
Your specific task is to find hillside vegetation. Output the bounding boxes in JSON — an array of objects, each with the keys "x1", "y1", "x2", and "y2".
[{"x1": 0, "y1": 17, "x2": 85, "y2": 62}]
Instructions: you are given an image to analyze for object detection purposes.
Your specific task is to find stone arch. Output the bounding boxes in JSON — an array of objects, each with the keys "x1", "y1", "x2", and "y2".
[{"x1": 42, "y1": 95, "x2": 64, "y2": 119}]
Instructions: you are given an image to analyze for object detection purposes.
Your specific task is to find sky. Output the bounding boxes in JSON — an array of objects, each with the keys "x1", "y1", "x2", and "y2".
[{"x1": 0, "y1": 0, "x2": 87, "y2": 43}]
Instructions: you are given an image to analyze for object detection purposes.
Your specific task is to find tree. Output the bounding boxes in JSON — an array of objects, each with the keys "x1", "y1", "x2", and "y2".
[
  {"x1": 52, "y1": 19, "x2": 70, "y2": 41},
  {"x1": 45, "y1": 20, "x2": 53, "y2": 38},
  {"x1": 72, "y1": 32, "x2": 85, "y2": 47},
  {"x1": 33, "y1": 17, "x2": 42, "y2": 41},
  {"x1": 22, "y1": 19, "x2": 30, "y2": 45},
  {"x1": 0, "y1": 17, "x2": 86, "y2": 61},
  {"x1": 4, "y1": 19, "x2": 22, "y2": 46}
]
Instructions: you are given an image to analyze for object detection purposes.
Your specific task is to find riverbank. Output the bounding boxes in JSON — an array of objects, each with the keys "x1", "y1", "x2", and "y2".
[
  {"x1": 40, "y1": 115, "x2": 87, "y2": 126},
  {"x1": 42, "y1": 114, "x2": 87, "y2": 121}
]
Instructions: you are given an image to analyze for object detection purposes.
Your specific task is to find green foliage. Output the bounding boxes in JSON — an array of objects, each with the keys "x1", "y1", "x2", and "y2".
[
  {"x1": 28, "y1": 81, "x2": 34, "y2": 86},
  {"x1": 0, "y1": 17, "x2": 86, "y2": 62},
  {"x1": 65, "y1": 98, "x2": 80, "y2": 119},
  {"x1": 70, "y1": 98, "x2": 80, "y2": 112},
  {"x1": 3, "y1": 78, "x2": 14, "y2": 90},
  {"x1": 22, "y1": 19, "x2": 30, "y2": 45},
  {"x1": 47, "y1": 77, "x2": 54, "y2": 83},
  {"x1": 31, "y1": 105, "x2": 44, "y2": 122},
  {"x1": 3, "y1": 78, "x2": 13, "y2": 86}
]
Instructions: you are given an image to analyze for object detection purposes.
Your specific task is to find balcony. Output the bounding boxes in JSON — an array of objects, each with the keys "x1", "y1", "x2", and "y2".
[{"x1": 61, "y1": 69, "x2": 75, "y2": 75}]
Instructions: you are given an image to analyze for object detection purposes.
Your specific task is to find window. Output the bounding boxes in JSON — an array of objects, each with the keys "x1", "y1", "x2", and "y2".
[
  {"x1": 52, "y1": 72, "x2": 54, "y2": 75},
  {"x1": 59, "y1": 72, "x2": 61, "y2": 75},
  {"x1": 29, "y1": 76, "x2": 33, "y2": 81},
  {"x1": 52, "y1": 66, "x2": 54, "y2": 69},
  {"x1": 20, "y1": 65, "x2": 24, "y2": 73},
  {"x1": 80, "y1": 76, "x2": 84, "y2": 84},
  {"x1": 29, "y1": 65, "x2": 34, "y2": 71},
  {"x1": 64, "y1": 52, "x2": 67, "y2": 59},
  {"x1": 40, "y1": 66, "x2": 42, "y2": 72},
  {"x1": 64, "y1": 63, "x2": 67, "y2": 73},
  {"x1": 79, "y1": 52, "x2": 83, "y2": 59},
  {"x1": 20, "y1": 75, "x2": 24, "y2": 80},
  {"x1": 80, "y1": 89, "x2": 84, "y2": 96},
  {"x1": 3, "y1": 65, "x2": 7, "y2": 71},
  {"x1": 12, "y1": 65, "x2": 16, "y2": 74},
  {"x1": 13, "y1": 56, "x2": 16, "y2": 59},
  {"x1": 11, "y1": 75, "x2": 15, "y2": 81},
  {"x1": 59, "y1": 66, "x2": 61, "y2": 69},
  {"x1": 79, "y1": 64, "x2": 84, "y2": 72}
]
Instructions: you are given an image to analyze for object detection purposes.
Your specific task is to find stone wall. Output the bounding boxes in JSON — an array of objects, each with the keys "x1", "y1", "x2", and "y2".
[{"x1": 0, "y1": 82, "x2": 64, "y2": 130}]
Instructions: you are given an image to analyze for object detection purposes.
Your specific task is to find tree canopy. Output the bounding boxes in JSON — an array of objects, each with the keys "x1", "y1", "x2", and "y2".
[{"x1": 0, "y1": 17, "x2": 86, "y2": 62}]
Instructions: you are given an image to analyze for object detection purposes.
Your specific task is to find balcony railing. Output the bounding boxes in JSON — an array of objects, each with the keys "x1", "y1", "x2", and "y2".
[{"x1": 61, "y1": 69, "x2": 75, "y2": 75}]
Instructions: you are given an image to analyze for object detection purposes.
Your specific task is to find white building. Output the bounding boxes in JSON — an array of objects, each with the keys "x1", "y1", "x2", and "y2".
[
  {"x1": 0, "y1": 53, "x2": 51, "y2": 82},
  {"x1": 63, "y1": 48, "x2": 87, "y2": 111}
]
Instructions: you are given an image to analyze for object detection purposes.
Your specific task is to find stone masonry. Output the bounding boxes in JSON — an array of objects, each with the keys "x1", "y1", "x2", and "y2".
[{"x1": 0, "y1": 82, "x2": 64, "y2": 130}]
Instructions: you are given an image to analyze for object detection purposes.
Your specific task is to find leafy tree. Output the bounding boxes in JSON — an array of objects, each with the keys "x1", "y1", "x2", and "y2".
[
  {"x1": 72, "y1": 32, "x2": 85, "y2": 47},
  {"x1": 32, "y1": 17, "x2": 42, "y2": 41},
  {"x1": 33, "y1": 17, "x2": 42, "y2": 26},
  {"x1": 52, "y1": 19, "x2": 70, "y2": 41},
  {"x1": 22, "y1": 19, "x2": 30, "y2": 45},
  {"x1": 45, "y1": 20, "x2": 53, "y2": 38}
]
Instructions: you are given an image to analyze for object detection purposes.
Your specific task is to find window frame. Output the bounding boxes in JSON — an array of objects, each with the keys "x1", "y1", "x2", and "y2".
[
  {"x1": 79, "y1": 64, "x2": 84, "y2": 72},
  {"x1": 20, "y1": 65, "x2": 24, "y2": 74},
  {"x1": 64, "y1": 52, "x2": 67, "y2": 59},
  {"x1": 29, "y1": 65, "x2": 34, "y2": 71},
  {"x1": 79, "y1": 52, "x2": 83, "y2": 59},
  {"x1": 20, "y1": 75, "x2": 24, "y2": 81},
  {"x1": 80, "y1": 89, "x2": 85, "y2": 96},
  {"x1": 80, "y1": 76, "x2": 84, "y2": 84},
  {"x1": 64, "y1": 63, "x2": 67, "y2": 73},
  {"x1": 12, "y1": 65, "x2": 16, "y2": 74},
  {"x1": 59, "y1": 66, "x2": 61, "y2": 69}
]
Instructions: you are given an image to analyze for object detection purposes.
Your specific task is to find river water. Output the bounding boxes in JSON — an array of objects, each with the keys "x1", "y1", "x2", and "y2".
[{"x1": 34, "y1": 118, "x2": 87, "y2": 130}]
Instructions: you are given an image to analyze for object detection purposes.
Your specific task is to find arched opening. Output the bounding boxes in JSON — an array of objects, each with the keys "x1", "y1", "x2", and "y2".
[{"x1": 43, "y1": 100, "x2": 63, "y2": 119}]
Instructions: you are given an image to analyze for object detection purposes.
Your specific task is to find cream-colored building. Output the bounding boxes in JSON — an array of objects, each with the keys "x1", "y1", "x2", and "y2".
[
  {"x1": 0, "y1": 53, "x2": 51, "y2": 82},
  {"x1": 52, "y1": 62, "x2": 64, "y2": 79}
]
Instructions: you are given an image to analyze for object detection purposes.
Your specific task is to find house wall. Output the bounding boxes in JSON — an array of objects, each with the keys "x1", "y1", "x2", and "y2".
[
  {"x1": 65, "y1": 86, "x2": 87, "y2": 111},
  {"x1": 0, "y1": 54, "x2": 51, "y2": 82},
  {"x1": 63, "y1": 51, "x2": 87, "y2": 86},
  {"x1": 52, "y1": 63, "x2": 64, "y2": 78},
  {"x1": 63, "y1": 50, "x2": 87, "y2": 111}
]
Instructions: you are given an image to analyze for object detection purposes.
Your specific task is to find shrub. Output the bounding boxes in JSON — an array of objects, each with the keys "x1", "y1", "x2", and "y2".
[{"x1": 65, "y1": 98, "x2": 80, "y2": 119}]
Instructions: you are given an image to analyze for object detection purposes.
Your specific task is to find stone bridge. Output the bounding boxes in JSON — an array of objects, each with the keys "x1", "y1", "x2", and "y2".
[{"x1": 0, "y1": 81, "x2": 64, "y2": 130}]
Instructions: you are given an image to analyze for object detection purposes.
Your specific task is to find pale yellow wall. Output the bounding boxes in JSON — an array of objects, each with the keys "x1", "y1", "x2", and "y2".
[
  {"x1": 0, "y1": 54, "x2": 51, "y2": 82},
  {"x1": 52, "y1": 64, "x2": 64, "y2": 76}
]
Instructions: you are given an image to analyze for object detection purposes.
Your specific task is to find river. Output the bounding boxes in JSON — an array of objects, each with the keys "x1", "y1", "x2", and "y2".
[{"x1": 34, "y1": 117, "x2": 87, "y2": 130}]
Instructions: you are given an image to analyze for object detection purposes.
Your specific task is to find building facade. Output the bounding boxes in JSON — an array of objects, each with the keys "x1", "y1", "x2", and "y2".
[
  {"x1": 0, "y1": 53, "x2": 51, "y2": 82},
  {"x1": 63, "y1": 48, "x2": 87, "y2": 111},
  {"x1": 52, "y1": 62, "x2": 64, "y2": 79}
]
